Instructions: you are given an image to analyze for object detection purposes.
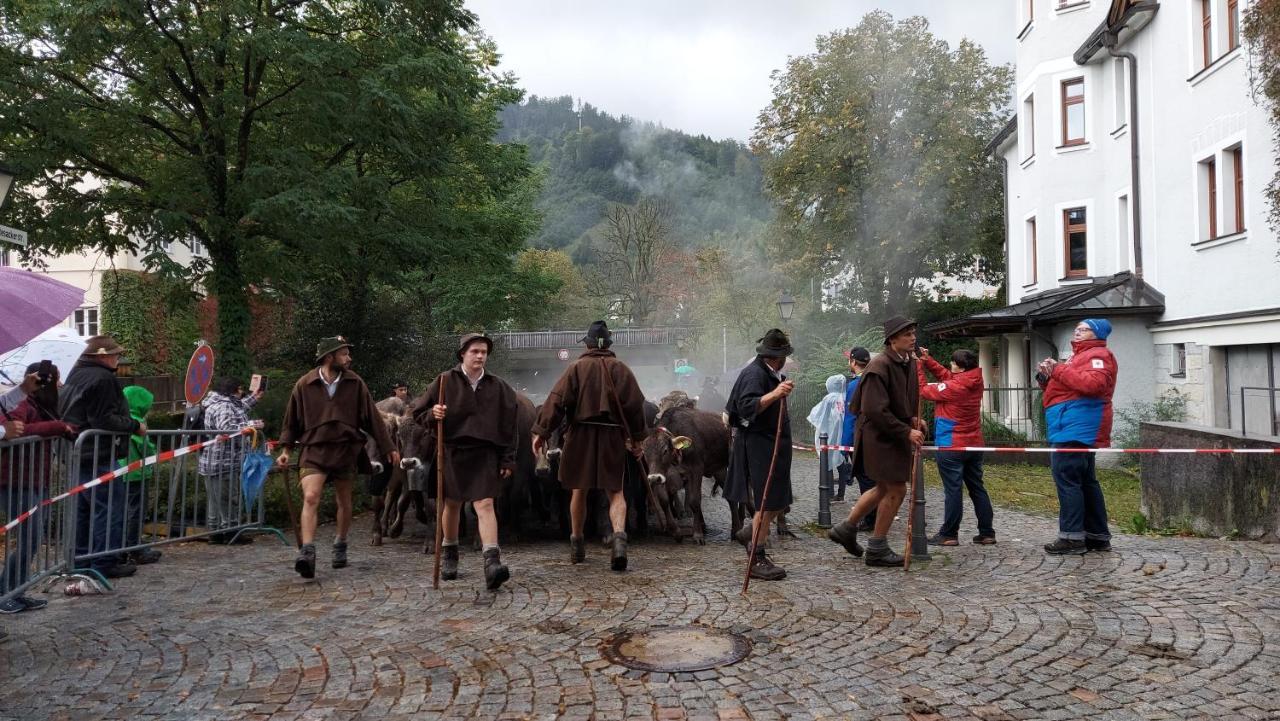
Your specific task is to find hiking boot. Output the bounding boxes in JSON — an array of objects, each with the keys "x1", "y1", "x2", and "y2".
[
  {"x1": 1085, "y1": 539, "x2": 1112, "y2": 552},
  {"x1": 332, "y1": 541, "x2": 349, "y2": 569},
  {"x1": 827, "y1": 520, "x2": 864, "y2": 558},
  {"x1": 295, "y1": 544, "x2": 316, "y2": 579},
  {"x1": 441, "y1": 544, "x2": 459, "y2": 580},
  {"x1": 927, "y1": 534, "x2": 959, "y2": 547},
  {"x1": 748, "y1": 551, "x2": 786, "y2": 581},
  {"x1": 1044, "y1": 538, "x2": 1087, "y2": 555},
  {"x1": 483, "y1": 548, "x2": 510, "y2": 591},
  {"x1": 129, "y1": 547, "x2": 163, "y2": 565},
  {"x1": 864, "y1": 543, "x2": 905, "y2": 568},
  {"x1": 569, "y1": 535, "x2": 586, "y2": 564},
  {"x1": 610, "y1": 532, "x2": 628, "y2": 572}
]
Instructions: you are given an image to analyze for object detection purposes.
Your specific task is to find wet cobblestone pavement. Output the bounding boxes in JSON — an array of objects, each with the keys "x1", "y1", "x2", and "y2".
[{"x1": 2, "y1": 457, "x2": 1278, "y2": 720}]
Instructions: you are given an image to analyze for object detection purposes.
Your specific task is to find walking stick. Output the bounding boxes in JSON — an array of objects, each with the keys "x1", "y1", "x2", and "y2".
[
  {"x1": 432, "y1": 373, "x2": 447, "y2": 590},
  {"x1": 742, "y1": 396, "x2": 787, "y2": 595},
  {"x1": 903, "y1": 376, "x2": 925, "y2": 572},
  {"x1": 280, "y1": 464, "x2": 302, "y2": 550}
]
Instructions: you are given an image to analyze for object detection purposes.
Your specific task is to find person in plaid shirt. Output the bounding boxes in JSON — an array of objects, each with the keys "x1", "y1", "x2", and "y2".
[{"x1": 199, "y1": 377, "x2": 263, "y2": 543}]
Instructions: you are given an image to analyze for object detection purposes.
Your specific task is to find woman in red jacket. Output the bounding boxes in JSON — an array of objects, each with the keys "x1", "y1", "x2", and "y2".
[
  {"x1": 918, "y1": 348, "x2": 996, "y2": 546},
  {"x1": 1, "y1": 363, "x2": 76, "y2": 614}
]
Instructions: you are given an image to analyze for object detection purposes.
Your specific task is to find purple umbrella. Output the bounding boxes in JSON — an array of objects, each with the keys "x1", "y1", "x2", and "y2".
[{"x1": 0, "y1": 267, "x2": 87, "y2": 355}]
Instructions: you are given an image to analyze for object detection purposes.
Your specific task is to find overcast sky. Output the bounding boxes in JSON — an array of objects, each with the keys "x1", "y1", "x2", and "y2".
[{"x1": 465, "y1": 1, "x2": 1016, "y2": 142}]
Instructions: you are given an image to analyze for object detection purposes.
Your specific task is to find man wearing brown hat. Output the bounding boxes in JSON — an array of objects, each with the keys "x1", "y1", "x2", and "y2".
[
  {"x1": 532, "y1": 320, "x2": 647, "y2": 571},
  {"x1": 411, "y1": 333, "x2": 518, "y2": 591},
  {"x1": 724, "y1": 328, "x2": 796, "y2": 581},
  {"x1": 827, "y1": 316, "x2": 925, "y2": 567},
  {"x1": 277, "y1": 337, "x2": 398, "y2": 578},
  {"x1": 58, "y1": 335, "x2": 145, "y2": 578}
]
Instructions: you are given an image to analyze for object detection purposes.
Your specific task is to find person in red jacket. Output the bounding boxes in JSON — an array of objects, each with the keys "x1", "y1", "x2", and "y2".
[
  {"x1": 918, "y1": 348, "x2": 995, "y2": 546},
  {"x1": 1038, "y1": 319, "x2": 1118, "y2": 555}
]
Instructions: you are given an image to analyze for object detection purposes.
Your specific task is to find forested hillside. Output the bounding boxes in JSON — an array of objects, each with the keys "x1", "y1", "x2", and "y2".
[{"x1": 497, "y1": 96, "x2": 772, "y2": 258}]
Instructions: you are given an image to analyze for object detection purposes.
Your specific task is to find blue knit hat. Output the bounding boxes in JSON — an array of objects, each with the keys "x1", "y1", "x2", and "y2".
[{"x1": 1082, "y1": 318, "x2": 1112, "y2": 340}]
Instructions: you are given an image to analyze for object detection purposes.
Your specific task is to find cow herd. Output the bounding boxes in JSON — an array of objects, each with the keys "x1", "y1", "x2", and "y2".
[{"x1": 359, "y1": 391, "x2": 790, "y2": 552}]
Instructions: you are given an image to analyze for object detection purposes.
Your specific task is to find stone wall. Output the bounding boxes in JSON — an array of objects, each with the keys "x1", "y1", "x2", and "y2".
[
  {"x1": 1139, "y1": 421, "x2": 1280, "y2": 541},
  {"x1": 1153, "y1": 342, "x2": 1207, "y2": 425}
]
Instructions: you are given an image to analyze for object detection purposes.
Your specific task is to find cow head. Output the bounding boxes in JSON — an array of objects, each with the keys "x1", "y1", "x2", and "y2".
[{"x1": 643, "y1": 427, "x2": 693, "y2": 488}]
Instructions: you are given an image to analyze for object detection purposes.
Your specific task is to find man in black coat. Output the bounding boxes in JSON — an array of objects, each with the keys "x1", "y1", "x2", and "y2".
[
  {"x1": 58, "y1": 335, "x2": 144, "y2": 578},
  {"x1": 724, "y1": 329, "x2": 795, "y2": 581}
]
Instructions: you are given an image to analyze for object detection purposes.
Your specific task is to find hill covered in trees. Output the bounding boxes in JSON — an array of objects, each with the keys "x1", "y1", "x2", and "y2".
[{"x1": 497, "y1": 96, "x2": 772, "y2": 258}]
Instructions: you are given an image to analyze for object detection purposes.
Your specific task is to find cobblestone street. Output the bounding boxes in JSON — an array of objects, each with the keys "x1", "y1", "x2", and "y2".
[{"x1": 2, "y1": 457, "x2": 1278, "y2": 721}]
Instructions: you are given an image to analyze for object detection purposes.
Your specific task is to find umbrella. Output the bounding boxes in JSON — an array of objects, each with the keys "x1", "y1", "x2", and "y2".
[
  {"x1": 673, "y1": 364, "x2": 697, "y2": 376},
  {"x1": 0, "y1": 268, "x2": 86, "y2": 355},
  {"x1": 0, "y1": 324, "x2": 87, "y2": 385}
]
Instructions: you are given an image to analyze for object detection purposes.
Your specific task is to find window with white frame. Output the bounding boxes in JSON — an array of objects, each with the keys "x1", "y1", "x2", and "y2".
[
  {"x1": 1197, "y1": 143, "x2": 1247, "y2": 242},
  {"x1": 1225, "y1": 144, "x2": 1245, "y2": 235},
  {"x1": 74, "y1": 307, "x2": 99, "y2": 337},
  {"x1": 1025, "y1": 217, "x2": 1038, "y2": 286},
  {"x1": 1060, "y1": 78, "x2": 1086, "y2": 147},
  {"x1": 1199, "y1": 155, "x2": 1218, "y2": 240},
  {"x1": 1112, "y1": 58, "x2": 1128, "y2": 131},
  {"x1": 1063, "y1": 207, "x2": 1088, "y2": 278},
  {"x1": 1021, "y1": 94, "x2": 1036, "y2": 161},
  {"x1": 1171, "y1": 344, "x2": 1187, "y2": 377},
  {"x1": 1199, "y1": 0, "x2": 1214, "y2": 69},
  {"x1": 189, "y1": 239, "x2": 207, "y2": 258}
]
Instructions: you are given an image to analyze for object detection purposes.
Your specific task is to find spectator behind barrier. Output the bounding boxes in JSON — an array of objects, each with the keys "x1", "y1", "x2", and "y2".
[{"x1": 199, "y1": 376, "x2": 263, "y2": 544}]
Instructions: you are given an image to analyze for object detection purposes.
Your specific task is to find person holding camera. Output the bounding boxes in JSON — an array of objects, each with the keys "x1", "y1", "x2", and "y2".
[
  {"x1": 58, "y1": 335, "x2": 145, "y2": 579},
  {"x1": 1038, "y1": 319, "x2": 1118, "y2": 555},
  {"x1": 0, "y1": 363, "x2": 77, "y2": 614},
  {"x1": 198, "y1": 377, "x2": 264, "y2": 544}
]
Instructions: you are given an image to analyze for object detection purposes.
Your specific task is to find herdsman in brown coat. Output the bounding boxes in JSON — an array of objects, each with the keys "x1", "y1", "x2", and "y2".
[
  {"x1": 278, "y1": 337, "x2": 398, "y2": 578},
  {"x1": 827, "y1": 316, "x2": 926, "y2": 567},
  {"x1": 412, "y1": 333, "x2": 518, "y2": 591},
  {"x1": 532, "y1": 321, "x2": 647, "y2": 571}
]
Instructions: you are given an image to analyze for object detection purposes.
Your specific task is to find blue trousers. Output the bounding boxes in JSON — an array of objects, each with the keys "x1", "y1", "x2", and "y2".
[
  {"x1": 935, "y1": 451, "x2": 994, "y2": 538},
  {"x1": 1050, "y1": 443, "x2": 1111, "y2": 541},
  {"x1": 74, "y1": 459, "x2": 129, "y2": 569},
  {"x1": 1, "y1": 484, "x2": 44, "y2": 595}
]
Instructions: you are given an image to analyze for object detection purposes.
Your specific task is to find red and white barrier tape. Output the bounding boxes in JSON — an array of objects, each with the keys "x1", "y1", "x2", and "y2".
[
  {"x1": 0, "y1": 427, "x2": 254, "y2": 537},
  {"x1": 816, "y1": 444, "x2": 1279, "y2": 455}
]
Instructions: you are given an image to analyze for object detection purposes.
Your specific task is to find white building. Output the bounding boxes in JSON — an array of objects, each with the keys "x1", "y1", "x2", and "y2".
[
  {"x1": 928, "y1": 0, "x2": 1279, "y2": 437},
  {"x1": 0, "y1": 239, "x2": 207, "y2": 336}
]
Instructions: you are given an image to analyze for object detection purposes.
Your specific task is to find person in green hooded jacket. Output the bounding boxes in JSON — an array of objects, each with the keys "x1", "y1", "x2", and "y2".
[{"x1": 116, "y1": 385, "x2": 162, "y2": 565}]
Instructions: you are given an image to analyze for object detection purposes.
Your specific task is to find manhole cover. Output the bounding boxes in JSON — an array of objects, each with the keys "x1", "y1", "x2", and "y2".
[{"x1": 599, "y1": 625, "x2": 751, "y2": 673}]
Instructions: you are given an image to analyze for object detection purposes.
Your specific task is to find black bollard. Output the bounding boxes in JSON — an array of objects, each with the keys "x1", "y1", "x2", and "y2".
[
  {"x1": 910, "y1": 453, "x2": 931, "y2": 560},
  {"x1": 817, "y1": 433, "x2": 832, "y2": 528}
]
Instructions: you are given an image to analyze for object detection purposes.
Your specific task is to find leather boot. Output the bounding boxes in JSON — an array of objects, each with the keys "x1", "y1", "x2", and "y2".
[
  {"x1": 749, "y1": 550, "x2": 786, "y2": 581},
  {"x1": 294, "y1": 543, "x2": 316, "y2": 579},
  {"x1": 864, "y1": 538, "x2": 904, "y2": 567},
  {"x1": 331, "y1": 541, "x2": 349, "y2": 569},
  {"x1": 441, "y1": 544, "x2": 460, "y2": 580},
  {"x1": 610, "y1": 532, "x2": 628, "y2": 572},
  {"x1": 826, "y1": 520, "x2": 864, "y2": 557},
  {"x1": 483, "y1": 548, "x2": 510, "y2": 591},
  {"x1": 569, "y1": 535, "x2": 586, "y2": 564}
]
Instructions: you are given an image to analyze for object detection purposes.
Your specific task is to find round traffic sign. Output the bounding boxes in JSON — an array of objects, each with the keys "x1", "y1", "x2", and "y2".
[{"x1": 184, "y1": 344, "x2": 216, "y2": 406}]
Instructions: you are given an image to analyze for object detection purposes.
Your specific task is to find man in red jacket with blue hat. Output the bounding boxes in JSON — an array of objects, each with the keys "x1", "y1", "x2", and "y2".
[
  {"x1": 1037, "y1": 318, "x2": 1118, "y2": 555},
  {"x1": 918, "y1": 347, "x2": 995, "y2": 546}
]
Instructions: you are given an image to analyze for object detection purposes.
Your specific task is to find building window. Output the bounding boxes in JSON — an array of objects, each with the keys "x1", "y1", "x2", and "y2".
[
  {"x1": 1022, "y1": 94, "x2": 1036, "y2": 161},
  {"x1": 1113, "y1": 58, "x2": 1128, "y2": 130},
  {"x1": 189, "y1": 239, "x2": 207, "y2": 258},
  {"x1": 1228, "y1": 0, "x2": 1240, "y2": 51},
  {"x1": 1172, "y1": 344, "x2": 1187, "y2": 377},
  {"x1": 1202, "y1": 0, "x2": 1213, "y2": 68},
  {"x1": 1063, "y1": 207, "x2": 1088, "y2": 278},
  {"x1": 1025, "y1": 217, "x2": 1038, "y2": 285},
  {"x1": 1203, "y1": 156, "x2": 1219, "y2": 240},
  {"x1": 1229, "y1": 145, "x2": 1244, "y2": 234},
  {"x1": 1061, "y1": 78, "x2": 1085, "y2": 146},
  {"x1": 74, "y1": 307, "x2": 99, "y2": 337}
]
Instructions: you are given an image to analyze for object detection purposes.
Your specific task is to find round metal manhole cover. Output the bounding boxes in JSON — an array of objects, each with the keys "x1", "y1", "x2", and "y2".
[{"x1": 599, "y1": 625, "x2": 751, "y2": 673}]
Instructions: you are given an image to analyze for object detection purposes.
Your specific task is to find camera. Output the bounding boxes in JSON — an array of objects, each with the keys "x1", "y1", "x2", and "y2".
[
  {"x1": 36, "y1": 359, "x2": 54, "y2": 388},
  {"x1": 1034, "y1": 371, "x2": 1049, "y2": 385}
]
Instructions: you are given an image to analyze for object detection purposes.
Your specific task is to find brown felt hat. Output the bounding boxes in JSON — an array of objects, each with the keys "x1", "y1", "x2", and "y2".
[
  {"x1": 456, "y1": 332, "x2": 493, "y2": 361},
  {"x1": 81, "y1": 334, "x2": 126, "y2": 358},
  {"x1": 882, "y1": 316, "x2": 917, "y2": 344}
]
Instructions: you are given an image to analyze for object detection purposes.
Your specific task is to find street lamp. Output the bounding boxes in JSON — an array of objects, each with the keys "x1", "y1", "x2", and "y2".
[
  {"x1": 776, "y1": 290, "x2": 795, "y2": 322},
  {"x1": 0, "y1": 165, "x2": 15, "y2": 214}
]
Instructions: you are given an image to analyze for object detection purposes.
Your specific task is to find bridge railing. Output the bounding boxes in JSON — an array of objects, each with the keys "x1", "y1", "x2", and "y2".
[{"x1": 493, "y1": 327, "x2": 691, "y2": 350}]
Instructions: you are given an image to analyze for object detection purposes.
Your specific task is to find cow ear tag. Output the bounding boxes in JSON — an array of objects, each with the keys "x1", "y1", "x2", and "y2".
[{"x1": 672, "y1": 436, "x2": 693, "y2": 450}]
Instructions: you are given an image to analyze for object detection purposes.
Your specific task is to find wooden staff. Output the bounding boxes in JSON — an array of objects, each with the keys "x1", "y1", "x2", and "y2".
[
  {"x1": 903, "y1": 366, "x2": 925, "y2": 572},
  {"x1": 432, "y1": 372, "x2": 447, "y2": 590},
  {"x1": 741, "y1": 396, "x2": 787, "y2": 595}
]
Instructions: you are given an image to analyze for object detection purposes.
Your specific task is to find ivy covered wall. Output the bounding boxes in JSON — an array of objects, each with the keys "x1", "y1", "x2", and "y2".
[{"x1": 100, "y1": 270, "x2": 202, "y2": 376}]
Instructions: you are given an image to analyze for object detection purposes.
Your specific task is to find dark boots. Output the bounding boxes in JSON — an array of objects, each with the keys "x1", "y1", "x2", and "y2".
[
  {"x1": 483, "y1": 548, "x2": 510, "y2": 591},
  {"x1": 294, "y1": 543, "x2": 316, "y2": 579},
  {"x1": 569, "y1": 535, "x2": 586, "y2": 564},
  {"x1": 864, "y1": 537, "x2": 904, "y2": 567},
  {"x1": 441, "y1": 543, "x2": 460, "y2": 580},
  {"x1": 827, "y1": 520, "x2": 864, "y2": 557},
  {"x1": 332, "y1": 541, "x2": 348, "y2": 569},
  {"x1": 749, "y1": 549, "x2": 786, "y2": 581},
  {"x1": 610, "y1": 532, "x2": 628, "y2": 572}
]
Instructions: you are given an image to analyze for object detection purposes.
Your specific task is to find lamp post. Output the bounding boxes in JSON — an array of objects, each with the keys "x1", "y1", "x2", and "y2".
[{"x1": 776, "y1": 290, "x2": 795, "y2": 324}]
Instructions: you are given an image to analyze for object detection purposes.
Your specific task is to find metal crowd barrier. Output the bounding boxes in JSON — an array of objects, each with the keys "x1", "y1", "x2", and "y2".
[{"x1": 1, "y1": 435, "x2": 74, "y2": 606}]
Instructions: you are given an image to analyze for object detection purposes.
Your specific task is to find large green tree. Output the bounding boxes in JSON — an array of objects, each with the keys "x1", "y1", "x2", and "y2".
[
  {"x1": 0, "y1": 0, "x2": 535, "y2": 375},
  {"x1": 752, "y1": 12, "x2": 1011, "y2": 319}
]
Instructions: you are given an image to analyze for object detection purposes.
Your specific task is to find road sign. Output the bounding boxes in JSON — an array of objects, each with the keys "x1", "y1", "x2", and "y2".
[
  {"x1": 557, "y1": 348, "x2": 569, "y2": 361},
  {"x1": 0, "y1": 225, "x2": 27, "y2": 248},
  {"x1": 184, "y1": 342, "x2": 216, "y2": 406}
]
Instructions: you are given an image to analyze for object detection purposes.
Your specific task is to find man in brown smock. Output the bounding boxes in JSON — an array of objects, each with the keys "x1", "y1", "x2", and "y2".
[
  {"x1": 827, "y1": 316, "x2": 925, "y2": 567},
  {"x1": 412, "y1": 333, "x2": 518, "y2": 591},
  {"x1": 278, "y1": 336, "x2": 398, "y2": 578},
  {"x1": 532, "y1": 321, "x2": 646, "y2": 571}
]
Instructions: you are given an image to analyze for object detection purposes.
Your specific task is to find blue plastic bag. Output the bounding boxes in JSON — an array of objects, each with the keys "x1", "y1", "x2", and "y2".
[{"x1": 241, "y1": 450, "x2": 274, "y2": 508}]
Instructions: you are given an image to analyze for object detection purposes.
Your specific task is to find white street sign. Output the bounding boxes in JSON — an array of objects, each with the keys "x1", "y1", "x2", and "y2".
[{"x1": 0, "y1": 225, "x2": 27, "y2": 248}]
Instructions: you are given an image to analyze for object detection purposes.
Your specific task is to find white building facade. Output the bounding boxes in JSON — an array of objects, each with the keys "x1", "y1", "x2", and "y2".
[{"x1": 930, "y1": 0, "x2": 1280, "y2": 437}]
